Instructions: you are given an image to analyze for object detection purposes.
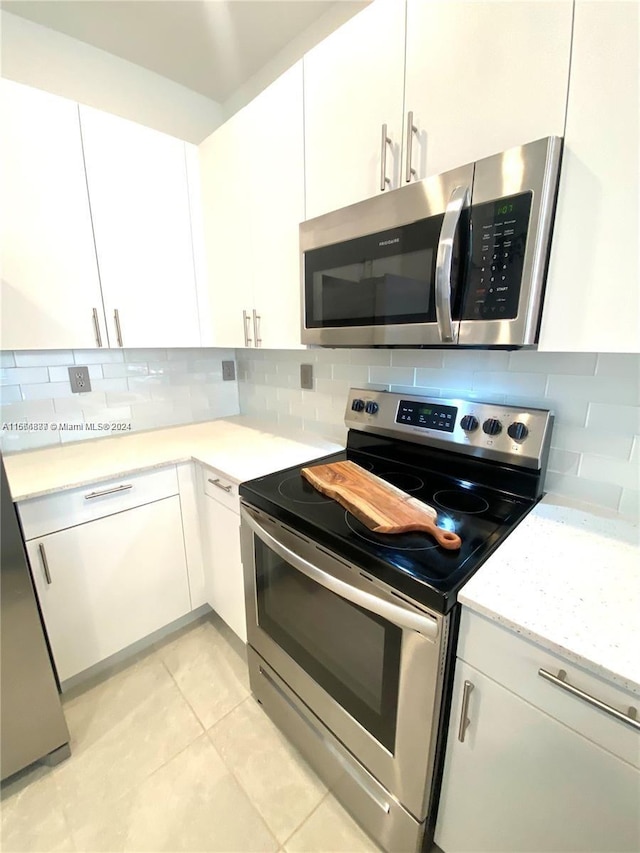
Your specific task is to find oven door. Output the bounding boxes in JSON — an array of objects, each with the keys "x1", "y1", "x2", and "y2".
[
  {"x1": 300, "y1": 164, "x2": 473, "y2": 348},
  {"x1": 240, "y1": 503, "x2": 448, "y2": 821}
]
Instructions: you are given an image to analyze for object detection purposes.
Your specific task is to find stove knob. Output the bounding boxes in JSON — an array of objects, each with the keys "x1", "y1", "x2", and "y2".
[
  {"x1": 482, "y1": 418, "x2": 502, "y2": 436},
  {"x1": 351, "y1": 398, "x2": 365, "y2": 412},
  {"x1": 507, "y1": 421, "x2": 529, "y2": 441},
  {"x1": 460, "y1": 415, "x2": 479, "y2": 432},
  {"x1": 365, "y1": 401, "x2": 379, "y2": 415}
]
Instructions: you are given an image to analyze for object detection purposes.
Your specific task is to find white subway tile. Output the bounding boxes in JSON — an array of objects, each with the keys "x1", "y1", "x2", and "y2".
[
  {"x1": 1, "y1": 400, "x2": 55, "y2": 421},
  {"x1": 587, "y1": 402, "x2": 640, "y2": 435},
  {"x1": 53, "y1": 393, "x2": 107, "y2": 414},
  {"x1": 579, "y1": 454, "x2": 639, "y2": 490},
  {"x1": 21, "y1": 382, "x2": 74, "y2": 400},
  {"x1": 595, "y1": 353, "x2": 640, "y2": 379},
  {"x1": 91, "y1": 378, "x2": 129, "y2": 394},
  {"x1": 74, "y1": 349, "x2": 124, "y2": 364},
  {"x1": 546, "y1": 374, "x2": 640, "y2": 406},
  {"x1": 392, "y1": 384, "x2": 442, "y2": 398},
  {"x1": 445, "y1": 351, "x2": 510, "y2": 372},
  {"x1": 544, "y1": 472, "x2": 622, "y2": 511},
  {"x1": 348, "y1": 349, "x2": 391, "y2": 366},
  {"x1": 618, "y1": 488, "x2": 639, "y2": 520},
  {"x1": 1, "y1": 367, "x2": 50, "y2": 385},
  {"x1": 508, "y1": 352, "x2": 597, "y2": 375},
  {"x1": 0, "y1": 386, "x2": 22, "y2": 405},
  {"x1": 14, "y1": 350, "x2": 74, "y2": 367},
  {"x1": 0, "y1": 352, "x2": 16, "y2": 368},
  {"x1": 276, "y1": 412, "x2": 304, "y2": 431},
  {"x1": 102, "y1": 362, "x2": 149, "y2": 378},
  {"x1": 369, "y1": 366, "x2": 415, "y2": 386},
  {"x1": 551, "y1": 424, "x2": 633, "y2": 459},
  {"x1": 125, "y1": 349, "x2": 168, "y2": 362},
  {"x1": 547, "y1": 448, "x2": 580, "y2": 475},
  {"x1": 392, "y1": 351, "x2": 444, "y2": 369},
  {"x1": 331, "y1": 363, "x2": 369, "y2": 384},
  {"x1": 415, "y1": 368, "x2": 472, "y2": 391},
  {"x1": 473, "y1": 371, "x2": 547, "y2": 397}
]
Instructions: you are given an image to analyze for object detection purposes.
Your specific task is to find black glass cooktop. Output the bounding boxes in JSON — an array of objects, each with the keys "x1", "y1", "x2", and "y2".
[{"x1": 240, "y1": 439, "x2": 536, "y2": 614}]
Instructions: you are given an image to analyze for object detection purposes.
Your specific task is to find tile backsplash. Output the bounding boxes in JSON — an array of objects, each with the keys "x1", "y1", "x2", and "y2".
[
  {"x1": 0, "y1": 348, "x2": 239, "y2": 453},
  {"x1": 237, "y1": 349, "x2": 640, "y2": 519}
]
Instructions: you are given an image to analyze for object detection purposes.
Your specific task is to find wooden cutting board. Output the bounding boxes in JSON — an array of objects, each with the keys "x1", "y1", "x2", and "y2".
[{"x1": 301, "y1": 460, "x2": 462, "y2": 550}]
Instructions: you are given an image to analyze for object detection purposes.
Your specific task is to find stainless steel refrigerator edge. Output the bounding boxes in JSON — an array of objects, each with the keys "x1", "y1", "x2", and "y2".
[{"x1": 1, "y1": 455, "x2": 70, "y2": 781}]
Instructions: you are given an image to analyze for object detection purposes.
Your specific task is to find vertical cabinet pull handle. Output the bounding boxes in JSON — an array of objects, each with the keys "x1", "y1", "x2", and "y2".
[
  {"x1": 252, "y1": 309, "x2": 262, "y2": 347},
  {"x1": 457, "y1": 680, "x2": 474, "y2": 742},
  {"x1": 92, "y1": 308, "x2": 103, "y2": 347},
  {"x1": 242, "y1": 310, "x2": 253, "y2": 347},
  {"x1": 435, "y1": 185, "x2": 470, "y2": 343},
  {"x1": 38, "y1": 543, "x2": 52, "y2": 585},
  {"x1": 380, "y1": 123, "x2": 392, "y2": 191},
  {"x1": 405, "y1": 111, "x2": 418, "y2": 183},
  {"x1": 114, "y1": 309, "x2": 124, "y2": 347}
]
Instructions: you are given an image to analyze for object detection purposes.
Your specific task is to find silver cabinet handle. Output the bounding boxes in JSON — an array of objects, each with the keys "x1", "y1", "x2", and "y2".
[
  {"x1": 114, "y1": 308, "x2": 123, "y2": 347},
  {"x1": 457, "y1": 679, "x2": 474, "y2": 742},
  {"x1": 208, "y1": 477, "x2": 232, "y2": 493},
  {"x1": 38, "y1": 543, "x2": 52, "y2": 585},
  {"x1": 92, "y1": 308, "x2": 103, "y2": 347},
  {"x1": 435, "y1": 184, "x2": 470, "y2": 343},
  {"x1": 252, "y1": 309, "x2": 262, "y2": 347},
  {"x1": 379, "y1": 123, "x2": 392, "y2": 191},
  {"x1": 538, "y1": 668, "x2": 640, "y2": 732},
  {"x1": 404, "y1": 111, "x2": 418, "y2": 183},
  {"x1": 242, "y1": 310, "x2": 253, "y2": 347},
  {"x1": 241, "y1": 506, "x2": 438, "y2": 638},
  {"x1": 84, "y1": 484, "x2": 133, "y2": 500}
]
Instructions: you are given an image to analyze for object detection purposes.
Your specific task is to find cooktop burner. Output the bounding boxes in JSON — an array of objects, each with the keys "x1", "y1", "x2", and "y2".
[
  {"x1": 277, "y1": 474, "x2": 331, "y2": 504},
  {"x1": 345, "y1": 511, "x2": 440, "y2": 552},
  {"x1": 378, "y1": 472, "x2": 424, "y2": 492},
  {"x1": 433, "y1": 490, "x2": 490, "y2": 514}
]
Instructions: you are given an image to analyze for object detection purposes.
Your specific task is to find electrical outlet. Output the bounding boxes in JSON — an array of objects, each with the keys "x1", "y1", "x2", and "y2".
[
  {"x1": 222, "y1": 361, "x2": 236, "y2": 381},
  {"x1": 300, "y1": 363, "x2": 314, "y2": 389},
  {"x1": 68, "y1": 366, "x2": 91, "y2": 393}
]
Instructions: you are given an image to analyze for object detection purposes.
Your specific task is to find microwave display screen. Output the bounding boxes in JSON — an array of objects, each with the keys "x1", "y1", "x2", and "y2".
[
  {"x1": 396, "y1": 401, "x2": 457, "y2": 432},
  {"x1": 304, "y1": 214, "x2": 447, "y2": 328},
  {"x1": 461, "y1": 191, "x2": 532, "y2": 321}
]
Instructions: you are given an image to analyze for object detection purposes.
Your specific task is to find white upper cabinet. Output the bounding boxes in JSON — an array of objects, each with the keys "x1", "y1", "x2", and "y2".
[
  {"x1": 0, "y1": 79, "x2": 106, "y2": 350},
  {"x1": 403, "y1": 0, "x2": 573, "y2": 181},
  {"x1": 199, "y1": 62, "x2": 305, "y2": 349},
  {"x1": 79, "y1": 106, "x2": 201, "y2": 348},
  {"x1": 539, "y1": 1, "x2": 639, "y2": 353},
  {"x1": 303, "y1": 0, "x2": 406, "y2": 219}
]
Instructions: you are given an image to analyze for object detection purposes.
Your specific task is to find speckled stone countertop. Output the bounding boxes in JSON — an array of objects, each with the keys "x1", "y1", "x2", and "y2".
[
  {"x1": 3, "y1": 416, "x2": 343, "y2": 502},
  {"x1": 459, "y1": 494, "x2": 640, "y2": 695}
]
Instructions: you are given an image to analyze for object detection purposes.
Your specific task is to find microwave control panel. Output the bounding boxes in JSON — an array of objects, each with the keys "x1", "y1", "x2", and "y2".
[{"x1": 462, "y1": 191, "x2": 532, "y2": 321}]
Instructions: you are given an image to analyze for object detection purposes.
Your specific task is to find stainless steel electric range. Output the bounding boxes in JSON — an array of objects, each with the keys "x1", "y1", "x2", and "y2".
[{"x1": 239, "y1": 388, "x2": 553, "y2": 852}]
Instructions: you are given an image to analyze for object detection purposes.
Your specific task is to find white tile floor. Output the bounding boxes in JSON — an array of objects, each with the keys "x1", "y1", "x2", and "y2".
[{"x1": 0, "y1": 614, "x2": 380, "y2": 853}]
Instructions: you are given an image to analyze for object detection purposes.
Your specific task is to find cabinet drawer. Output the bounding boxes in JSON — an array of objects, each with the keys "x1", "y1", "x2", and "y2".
[
  {"x1": 201, "y1": 466, "x2": 239, "y2": 514},
  {"x1": 19, "y1": 466, "x2": 179, "y2": 540},
  {"x1": 458, "y1": 610, "x2": 639, "y2": 768}
]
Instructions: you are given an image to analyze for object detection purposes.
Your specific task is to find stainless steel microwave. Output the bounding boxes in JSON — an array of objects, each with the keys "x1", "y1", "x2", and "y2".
[{"x1": 300, "y1": 136, "x2": 562, "y2": 348}]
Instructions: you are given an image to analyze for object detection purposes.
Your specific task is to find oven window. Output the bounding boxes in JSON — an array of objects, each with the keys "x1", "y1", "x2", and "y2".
[
  {"x1": 255, "y1": 539, "x2": 401, "y2": 752},
  {"x1": 304, "y1": 216, "x2": 442, "y2": 328}
]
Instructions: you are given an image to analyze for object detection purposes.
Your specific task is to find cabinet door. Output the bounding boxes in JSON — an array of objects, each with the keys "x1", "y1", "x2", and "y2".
[
  {"x1": 0, "y1": 80, "x2": 106, "y2": 350},
  {"x1": 435, "y1": 661, "x2": 640, "y2": 853},
  {"x1": 198, "y1": 107, "x2": 253, "y2": 348},
  {"x1": 404, "y1": 0, "x2": 572, "y2": 181},
  {"x1": 202, "y1": 494, "x2": 246, "y2": 643},
  {"x1": 79, "y1": 107, "x2": 201, "y2": 348},
  {"x1": 539, "y1": 1, "x2": 639, "y2": 352},
  {"x1": 303, "y1": 0, "x2": 406, "y2": 219},
  {"x1": 27, "y1": 496, "x2": 191, "y2": 682},
  {"x1": 248, "y1": 63, "x2": 305, "y2": 349}
]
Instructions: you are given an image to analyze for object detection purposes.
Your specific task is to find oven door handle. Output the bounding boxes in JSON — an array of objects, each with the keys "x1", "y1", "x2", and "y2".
[
  {"x1": 242, "y1": 507, "x2": 439, "y2": 639},
  {"x1": 435, "y1": 184, "x2": 469, "y2": 343}
]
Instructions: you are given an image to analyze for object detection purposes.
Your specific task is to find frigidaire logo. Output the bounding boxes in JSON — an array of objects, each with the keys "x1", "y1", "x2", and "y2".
[{"x1": 379, "y1": 237, "x2": 400, "y2": 247}]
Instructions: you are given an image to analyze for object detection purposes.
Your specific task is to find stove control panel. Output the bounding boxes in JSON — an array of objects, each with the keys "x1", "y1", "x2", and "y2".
[{"x1": 345, "y1": 388, "x2": 554, "y2": 471}]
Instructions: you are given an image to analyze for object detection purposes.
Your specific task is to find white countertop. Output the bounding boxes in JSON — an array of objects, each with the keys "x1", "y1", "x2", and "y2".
[
  {"x1": 3, "y1": 416, "x2": 343, "y2": 502},
  {"x1": 459, "y1": 494, "x2": 640, "y2": 695}
]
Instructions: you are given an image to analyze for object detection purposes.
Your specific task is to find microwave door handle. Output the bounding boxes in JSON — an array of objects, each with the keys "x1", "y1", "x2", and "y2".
[
  {"x1": 241, "y1": 507, "x2": 438, "y2": 639},
  {"x1": 435, "y1": 185, "x2": 470, "y2": 343}
]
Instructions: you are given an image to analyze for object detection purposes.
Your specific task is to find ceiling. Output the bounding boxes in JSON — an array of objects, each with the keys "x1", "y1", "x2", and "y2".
[{"x1": 1, "y1": 0, "x2": 367, "y2": 103}]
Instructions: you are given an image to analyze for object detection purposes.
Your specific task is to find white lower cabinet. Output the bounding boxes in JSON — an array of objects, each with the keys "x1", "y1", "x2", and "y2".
[
  {"x1": 25, "y1": 487, "x2": 191, "y2": 683},
  {"x1": 199, "y1": 467, "x2": 246, "y2": 643},
  {"x1": 435, "y1": 613, "x2": 640, "y2": 853}
]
